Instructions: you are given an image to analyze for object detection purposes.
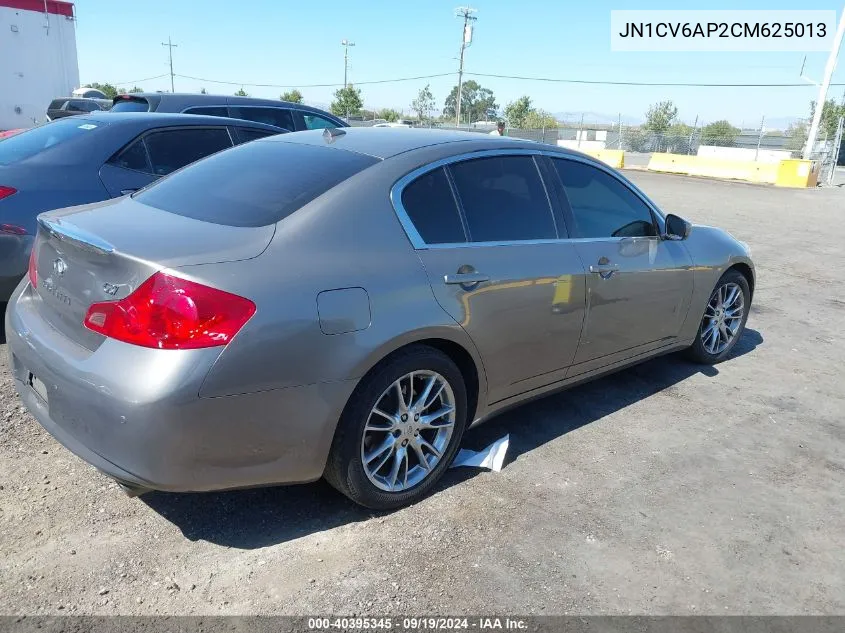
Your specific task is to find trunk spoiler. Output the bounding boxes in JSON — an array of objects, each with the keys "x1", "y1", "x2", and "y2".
[{"x1": 38, "y1": 216, "x2": 115, "y2": 255}]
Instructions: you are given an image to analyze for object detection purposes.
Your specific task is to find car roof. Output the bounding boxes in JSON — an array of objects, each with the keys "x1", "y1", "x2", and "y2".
[
  {"x1": 266, "y1": 127, "x2": 550, "y2": 159},
  {"x1": 115, "y1": 93, "x2": 343, "y2": 118},
  {"x1": 67, "y1": 111, "x2": 285, "y2": 132}
]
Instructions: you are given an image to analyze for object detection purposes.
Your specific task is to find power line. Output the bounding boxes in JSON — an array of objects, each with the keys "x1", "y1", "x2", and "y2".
[
  {"x1": 466, "y1": 71, "x2": 845, "y2": 87},
  {"x1": 174, "y1": 72, "x2": 455, "y2": 89},
  {"x1": 108, "y1": 73, "x2": 169, "y2": 86}
]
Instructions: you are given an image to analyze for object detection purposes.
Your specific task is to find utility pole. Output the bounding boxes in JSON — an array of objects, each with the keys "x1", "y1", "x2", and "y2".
[
  {"x1": 161, "y1": 36, "x2": 178, "y2": 93},
  {"x1": 755, "y1": 115, "x2": 766, "y2": 161},
  {"x1": 803, "y1": 7, "x2": 845, "y2": 159},
  {"x1": 341, "y1": 39, "x2": 355, "y2": 89},
  {"x1": 454, "y1": 7, "x2": 477, "y2": 127}
]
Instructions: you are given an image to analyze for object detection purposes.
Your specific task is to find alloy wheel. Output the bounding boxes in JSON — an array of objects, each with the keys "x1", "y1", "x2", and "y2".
[
  {"x1": 360, "y1": 370, "x2": 456, "y2": 492},
  {"x1": 700, "y1": 282, "x2": 745, "y2": 355}
]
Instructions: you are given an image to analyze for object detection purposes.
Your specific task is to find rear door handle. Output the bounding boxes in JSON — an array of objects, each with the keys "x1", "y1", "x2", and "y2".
[
  {"x1": 444, "y1": 272, "x2": 490, "y2": 285},
  {"x1": 589, "y1": 263, "x2": 620, "y2": 279}
]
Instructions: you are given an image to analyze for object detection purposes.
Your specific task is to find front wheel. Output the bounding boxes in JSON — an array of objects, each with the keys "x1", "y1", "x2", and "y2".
[
  {"x1": 324, "y1": 345, "x2": 468, "y2": 510},
  {"x1": 686, "y1": 270, "x2": 750, "y2": 364}
]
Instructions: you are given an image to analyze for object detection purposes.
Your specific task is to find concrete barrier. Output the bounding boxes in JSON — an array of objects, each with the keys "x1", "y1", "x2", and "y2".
[
  {"x1": 646, "y1": 153, "x2": 817, "y2": 187},
  {"x1": 581, "y1": 149, "x2": 625, "y2": 169}
]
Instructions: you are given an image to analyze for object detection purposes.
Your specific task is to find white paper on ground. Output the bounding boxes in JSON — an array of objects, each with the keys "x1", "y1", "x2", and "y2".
[{"x1": 451, "y1": 434, "x2": 509, "y2": 472}]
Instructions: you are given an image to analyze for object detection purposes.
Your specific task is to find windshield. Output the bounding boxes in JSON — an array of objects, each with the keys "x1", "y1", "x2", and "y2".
[
  {"x1": 135, "y1": 139, "x2": 379, "y2": 227},
  {"x1": 0, "y1": 118, "x2": 102, "y2": 166}
]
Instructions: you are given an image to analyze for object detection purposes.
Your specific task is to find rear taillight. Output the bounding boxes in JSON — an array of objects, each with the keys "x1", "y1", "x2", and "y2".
[
  {"x1": 0, "y1": 185, "x2": 17, "y2": 200},
  {"x1": 1, "y1": 223, "x2": 27, "y2": 235},
  {"x1": 28, "y1": 243, "x2": 38, "y2": 288},
  {"x1": 83, "y1": 272, "x2": 256, "y2": 350}
]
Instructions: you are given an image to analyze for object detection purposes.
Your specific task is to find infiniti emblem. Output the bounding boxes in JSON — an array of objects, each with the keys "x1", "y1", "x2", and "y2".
[{"x1": 52, "y1": 258, "x2": 67, "y2": 276}]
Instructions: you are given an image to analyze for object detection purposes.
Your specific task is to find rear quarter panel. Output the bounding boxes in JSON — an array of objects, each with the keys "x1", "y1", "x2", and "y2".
[{"x1": 191, "y1": 153, "x2": 488, "y2": 406}]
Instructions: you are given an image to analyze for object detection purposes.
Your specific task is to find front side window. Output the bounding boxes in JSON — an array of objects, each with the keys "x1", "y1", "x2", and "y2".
[
  {"x1": 143, "y1": 128, "x2": 232, "y2": 176},
  {"x1": 448, "y1": 155, "x2": 556, "y2": 243},
  {"x1": 302, "y1": 113, "x2": 339, "y2": 130},
  {"x1": 400, "y1": 167, "x2": 466, "y2": 245},
  {"x1": 551, "y1": 159, "x2": 656, "y2": 239},
  {"x1": 229, "y1": 106, "x2": 293, "y2": 132}
]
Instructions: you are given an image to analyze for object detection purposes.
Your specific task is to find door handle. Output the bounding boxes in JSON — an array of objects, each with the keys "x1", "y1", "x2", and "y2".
[
  {"x1": 444, "y1": 272, "x2": 490, "y2": 285},
  {"x1": 589, "y1": 263, "x2": 620, "y2": 279},
  {"x1": 120, "y1": 189, "x2": 138, "y2": 196}
]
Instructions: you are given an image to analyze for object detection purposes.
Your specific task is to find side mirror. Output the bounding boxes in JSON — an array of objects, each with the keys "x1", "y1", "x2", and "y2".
[{"x1": 665, "y1": 214, "x2": 692, "y2": 240}]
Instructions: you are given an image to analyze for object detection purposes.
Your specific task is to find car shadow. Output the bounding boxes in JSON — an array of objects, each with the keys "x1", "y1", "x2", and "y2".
[{"x1": 142, "y1": 328, "x2": 763, "y2": 549}]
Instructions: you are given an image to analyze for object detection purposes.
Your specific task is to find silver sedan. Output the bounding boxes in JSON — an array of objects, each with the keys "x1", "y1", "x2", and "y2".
[{"x1": 4, "y1": 128, "x2": 754, "y2": 509}]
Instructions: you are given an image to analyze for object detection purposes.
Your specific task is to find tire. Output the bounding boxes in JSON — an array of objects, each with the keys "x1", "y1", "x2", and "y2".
[
  {"x1": 686, "y1": 269, "x2": 751, "y2": 364},
  {"x1": 324, "y1": 345, "x2": 468, "y2": 510}
]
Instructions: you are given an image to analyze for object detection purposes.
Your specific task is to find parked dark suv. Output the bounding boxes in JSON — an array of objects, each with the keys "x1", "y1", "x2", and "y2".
[
  {"x1": 46, "y1": 97, "x2": 112, "y2": 121},
  {"x1": 110, "y1": 93, "x2": 345, "y2": 132}
]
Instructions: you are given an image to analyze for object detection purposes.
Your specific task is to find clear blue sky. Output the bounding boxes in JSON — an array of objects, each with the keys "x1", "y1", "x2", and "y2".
[{"x1": 73, "y1": 0, "x2": 844, "y2": 128}]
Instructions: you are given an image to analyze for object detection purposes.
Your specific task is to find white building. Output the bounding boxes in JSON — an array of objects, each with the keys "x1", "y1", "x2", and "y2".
[{"x1": 0, "y1": 0, "x2": 79, "y2": 130}]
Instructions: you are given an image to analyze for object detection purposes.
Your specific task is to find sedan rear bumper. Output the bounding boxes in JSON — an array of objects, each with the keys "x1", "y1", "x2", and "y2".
[{"x1": 4, "y1": 285, "x2": 356, "y2": 492}]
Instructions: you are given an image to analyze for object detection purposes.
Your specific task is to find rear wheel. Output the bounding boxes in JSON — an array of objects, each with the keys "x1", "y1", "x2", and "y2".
[
  {"x1": 325, "y1": 345, "x2": 468, "y2": 510},
  {"x1": 686, "y1": 270, "x2": 750, "y2": 364}
]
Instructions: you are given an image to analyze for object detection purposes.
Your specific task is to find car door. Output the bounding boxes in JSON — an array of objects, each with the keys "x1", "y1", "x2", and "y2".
[
  {"x1": 99, "y1": 127, "x2": 234, "y2": 197},
  {"x1": 395, "y1": 152, "x2": 587, "y2": 404},
  {"x1": 548, "y1": 156, "x2": 694, "y2": 376}
]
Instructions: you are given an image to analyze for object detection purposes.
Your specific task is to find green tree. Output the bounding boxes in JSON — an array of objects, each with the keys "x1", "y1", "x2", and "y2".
[
  {"x1": 809, "y1": 99, "x2": 845, "y2": 138},
  {"x1": 504, "y1": 96, "x2": 533, "y2": 128},
  {"x1": 234, "y1": 88, "x2": 249, "y2": 96},
  {"x1": 331, "y1": 85, "x2": 363, "y2": 117},
  {"x1": 281, "y1": 89, "x2": 303, "y2": 103},
  {"x1": 200, "y1": 87, "x2": 208, "y2": 94},
  {"x1": 85, "y1": 82, "x2": 119, "y2": 99},
  {"x1": 377, "y1": 108, "x2": 400, "y2": 122},
  {"x1": 665, "y1": 122, "x2": 693, "y2": 153},
  {"x1": 644, "y1": 100, "x2": 678, "y2": 134},
  {"x1": 410, "y1": 84, "x2": 435, "y2": 123},
  {"x1": 700, "y1": 120, "x2": 741, "y2": 147},
  {"x1": 443, "y1": 80, "x2": 498, "y2": 124},
  {"x1": 786, "y1": 121, "x2": 809, "y2": 153},
  {"x1": 523, "y1": 109, "x2": 558, "y2": 129}
]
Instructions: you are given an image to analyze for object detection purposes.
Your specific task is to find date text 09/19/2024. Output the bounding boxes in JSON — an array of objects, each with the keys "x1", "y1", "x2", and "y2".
[{"x1": 307, "y1": 617, "x2": 529, "y2": 630}]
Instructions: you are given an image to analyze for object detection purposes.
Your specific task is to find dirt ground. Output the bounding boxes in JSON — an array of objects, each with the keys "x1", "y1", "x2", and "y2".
[{"x1": 1, "y1": 172, "x2": 843, "y2": 616}]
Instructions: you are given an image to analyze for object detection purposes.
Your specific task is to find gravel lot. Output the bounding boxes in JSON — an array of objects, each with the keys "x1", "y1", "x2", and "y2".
[{"x1": 1, "y1": 172, "x2": 843, "y2": 616}]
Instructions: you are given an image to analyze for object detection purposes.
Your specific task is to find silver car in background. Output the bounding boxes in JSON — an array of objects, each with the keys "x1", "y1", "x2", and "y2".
[{"x1": 4, "y1": 128, "x2": 754, "y2": 509}]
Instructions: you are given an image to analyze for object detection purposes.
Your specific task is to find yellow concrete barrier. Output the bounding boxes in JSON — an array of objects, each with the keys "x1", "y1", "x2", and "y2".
[
  {"x1": 647, "y1": 153, "x2": 818, "y2": 188},
  {"x1": 647, "y1": 153, "x2": 779, "y2": 184},
  {"x1": 775, "y1": 159, "x2": 818, "y2": 188},
  {"x1": 582, "y1": 149, "x2": 625, "y2": 169}
]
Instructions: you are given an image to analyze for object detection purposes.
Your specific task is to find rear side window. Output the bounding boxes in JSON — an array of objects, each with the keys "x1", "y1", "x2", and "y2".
[
  {"x1": 302, "y1": 113, "x2": 339, "y2": 130},
  {"x1": 234, "y1": 127, "x2": 279, "y2": 144},
  {"x1": 184, "y1": 106, "x2": 229, "y2": 117},
  {"x1": 400, "y1": 168, "x2": 466, "y2": 244},
  {"x1": 110, "y1": 97, "x2": 150, "y2": 112},
  {"x1": 0, "y1": 118, "x2": 100, "y2": 166},
  {"x1": 449, "y1": 155, "x2": 556, "y2": 243},
  {"x1": 551, "y1": 159, "x2": 657, "y2": 239},
  {"x1": 136, "y1": 140, "x2": 379, "y2": 227},
  {"x1": 48, "y1": 99, "x2": 66, "y2": 110},
  {"x1": 144, "y1": 128, "x2": 233, "y2": 175},
  {"x1": 110, "y1": 139, "x2": 151, "y2": 172},
  {"x1": 229, "y1": 106, "x2": 293, "y2": 131}
]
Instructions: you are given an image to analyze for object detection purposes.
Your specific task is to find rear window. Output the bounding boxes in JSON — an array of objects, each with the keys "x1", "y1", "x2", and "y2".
[
  {"x1": 110, "y1": 97, "x2": 150, "y2": 112},
  {"x1": 0, "y1": 118, "x2": 101, "y2": 166},
  {"x1": 135, "y1": 139, "x2": 379, "y2": 227},
  {"x1": 48, "y1": 99, "x2": 67, "y2": 110}
]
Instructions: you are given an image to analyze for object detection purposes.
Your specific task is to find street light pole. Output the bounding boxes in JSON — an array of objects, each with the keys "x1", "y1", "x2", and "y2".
[
  {"x1": 161, "y1": 36, "x2": 178, "y2": 93},
  {"x1": 341, "y1": 39, "x2": 355, "y2": 89},
  {"x1": 803, "y1": 7, "x2": 845, "y2": 159},
  {"x1": 454, "y1": 7, "x2": 477, "y2": 128}
]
